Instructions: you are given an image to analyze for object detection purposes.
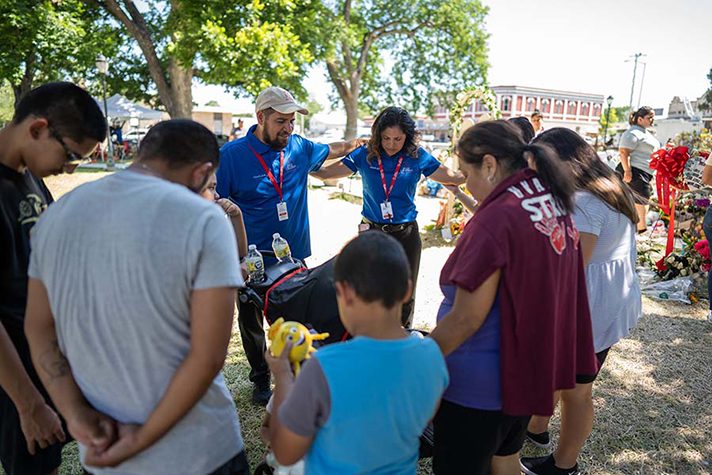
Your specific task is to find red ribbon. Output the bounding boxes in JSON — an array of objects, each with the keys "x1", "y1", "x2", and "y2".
[{"x1": 649, "y1": 146, "x2": 690, "y2": 270}]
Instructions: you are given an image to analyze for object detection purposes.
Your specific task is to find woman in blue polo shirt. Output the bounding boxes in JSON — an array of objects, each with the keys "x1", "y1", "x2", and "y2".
[{"x1": 318, "y1": 106, "x2": 464, "y2": 327}]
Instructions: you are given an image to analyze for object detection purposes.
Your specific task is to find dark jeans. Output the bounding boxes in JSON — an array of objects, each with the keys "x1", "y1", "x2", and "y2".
[
  {"x1": 83, "y1": 450, "x2": 250, "y2": 475},
  {"x1": 703, "y1": 207, "x2": 712, "y2": 310},
  {"x1": 237, "y1": 297, "x2": 270, "y2": 387},
  {"x1": 368, "y1": 221, "x2": 422, "y2": 328}
]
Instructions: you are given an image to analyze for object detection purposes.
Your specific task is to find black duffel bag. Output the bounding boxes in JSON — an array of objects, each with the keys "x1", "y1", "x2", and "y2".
[{"x1": 261, "y1": 256, "x2": 348, "y2": 344}]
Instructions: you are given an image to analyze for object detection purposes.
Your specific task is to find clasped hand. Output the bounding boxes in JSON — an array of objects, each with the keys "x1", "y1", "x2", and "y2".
[{"x1": 68, "y1": 404, "x2": 144, "y2": 468}]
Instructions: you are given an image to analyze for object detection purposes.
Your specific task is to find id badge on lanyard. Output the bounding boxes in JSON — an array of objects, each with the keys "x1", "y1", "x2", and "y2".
[
  {"x1": 377, "y1": 155, "x2": 404, "y2": 222},
  {"x1": 380, "y1": 201, "x2": 394, "y2": 220},
  {"x1": 277, "y1": 201, "x2": 289, "y2": 221},
  {"x1": 248, "y1": 145, "x2": 288, "y2": 221}
]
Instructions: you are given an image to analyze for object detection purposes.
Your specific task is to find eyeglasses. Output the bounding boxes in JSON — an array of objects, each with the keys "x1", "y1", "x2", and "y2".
[{"x1": 48, "y1": 126, "x2": 86, "y2": 164}]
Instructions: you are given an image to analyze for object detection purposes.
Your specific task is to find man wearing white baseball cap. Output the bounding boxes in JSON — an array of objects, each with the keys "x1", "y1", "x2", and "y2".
[{"x1": 216, "y1": 86, "x2": 363, "y2": 405}]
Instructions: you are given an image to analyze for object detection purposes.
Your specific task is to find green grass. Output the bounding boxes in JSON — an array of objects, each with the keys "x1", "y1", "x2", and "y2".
[
  {"x1": 328, "y1": 191, "x2": 363, "y2": 205},
  {"x1": 73, "y1": 167, "x2": 113, "y2": 174},
  {"x1": 3, "y1": 300, "x2": 710, "y2": 474}
]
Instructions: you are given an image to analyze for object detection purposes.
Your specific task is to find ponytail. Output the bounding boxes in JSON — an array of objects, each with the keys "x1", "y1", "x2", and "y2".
[
  {"x1": 629, "y1": 106, "x2": 654, "y2": 126},
  {"x1": 523, "y1": 143, "x2": 575, "y2": 213},
  {"x1": 458, "y1": 121, "x2": 576, "y2": 214}
]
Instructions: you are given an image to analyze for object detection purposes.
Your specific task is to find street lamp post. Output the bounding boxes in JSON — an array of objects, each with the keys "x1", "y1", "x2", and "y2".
[
  {"x1": 96, "y1": 54, "x2": 114, "y2": 169},
  {"x1": 603, "y1": 95, "x2": 614, "y2": 148}
]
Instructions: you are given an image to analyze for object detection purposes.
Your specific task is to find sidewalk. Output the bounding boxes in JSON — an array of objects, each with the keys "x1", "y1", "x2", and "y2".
[{"x1": 306, "y1": 183, "x2": 454, "y2": 329}]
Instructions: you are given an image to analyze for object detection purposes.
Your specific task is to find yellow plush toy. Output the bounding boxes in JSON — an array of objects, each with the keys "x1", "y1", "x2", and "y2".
[{"x1": 267, "y1": 318, "x2": 329, "y2": 376}]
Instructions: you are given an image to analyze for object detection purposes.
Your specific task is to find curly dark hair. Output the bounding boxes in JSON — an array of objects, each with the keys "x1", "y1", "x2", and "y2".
[{"x1": 366, "y1": 106, "x2": 420, "y2": 163}]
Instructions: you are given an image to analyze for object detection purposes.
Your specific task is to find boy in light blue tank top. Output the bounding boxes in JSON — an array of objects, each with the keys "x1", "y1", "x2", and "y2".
[{"x1": 266, "y1": 232, "x2": 449, "y2": 474}]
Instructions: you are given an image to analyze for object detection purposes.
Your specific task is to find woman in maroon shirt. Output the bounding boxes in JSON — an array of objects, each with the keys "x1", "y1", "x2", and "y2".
[{"x1": 430, "y1": 120, "x2": 597, "y2": 475}]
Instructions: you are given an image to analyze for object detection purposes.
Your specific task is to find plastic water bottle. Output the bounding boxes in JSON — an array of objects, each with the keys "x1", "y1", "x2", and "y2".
[
  {"x1": 245, "y1": 245, "x2": 265, "y2": 282},
  {"x1": 272, "y1": 233, "x2": 293, "y2": 263}
]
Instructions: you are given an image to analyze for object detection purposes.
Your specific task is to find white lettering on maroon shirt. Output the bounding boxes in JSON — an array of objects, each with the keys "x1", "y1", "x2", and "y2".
[
  {"x1": 521, "y1": 194, "x2": 565, "y2": 222},
  {"x1": 507, "y1": 186, "x2": 524, "y2": 199},
  {"x1": 520, "y1": 181, "x2": 534, "y2": 195},
  {"x1": 513, "y1": 177, "x2": 570, "y2": 255}
]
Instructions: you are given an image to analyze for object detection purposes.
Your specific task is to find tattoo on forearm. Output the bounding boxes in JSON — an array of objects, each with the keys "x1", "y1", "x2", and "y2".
[{"x1": 39, "y1": 339, "x2": 71, "y2": 382}]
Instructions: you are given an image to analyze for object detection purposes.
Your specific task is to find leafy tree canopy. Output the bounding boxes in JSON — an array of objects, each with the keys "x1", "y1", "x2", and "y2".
[
  {"x1": 318, "y1": 0, "x2": 489, "y2": 137},
  {"x1": 0, "y1": 0, "x2": 121, "y2": 103}
]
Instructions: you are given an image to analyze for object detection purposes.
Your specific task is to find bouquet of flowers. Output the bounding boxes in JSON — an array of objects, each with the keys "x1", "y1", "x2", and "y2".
[
  {"x1": 649, "y1": 146, "x2": 710, "y2": 271},
  {"x1": 683, "y1": 148, "x2": 710, "y2": 190},
  {"x1": 650, "y1": 146, "x2": 692, "y2": 191},
  {"x1": 658, "y1": 250, "x2": 705, "y2": 280},
  {"x1": 649, "y1": 145, "x2": 710, "y2": 191},
  {"x1": 693, "y1": 239, "x2": 711, "y2": 272}
]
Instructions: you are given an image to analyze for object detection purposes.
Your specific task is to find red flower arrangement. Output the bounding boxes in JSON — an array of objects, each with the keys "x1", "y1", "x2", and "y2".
[
  {"x1": 694, "y1": 239, "x2": 711, "y2": 272},
  {"x1": 650, "y1": 146, "x2": 691, "y2": 190},
  {"x1": 649, "y1": 146, "x2": 710, "y2": 271}
]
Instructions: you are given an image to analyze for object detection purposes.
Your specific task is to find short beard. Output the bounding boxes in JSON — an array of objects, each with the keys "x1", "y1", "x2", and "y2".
[{"x1": 264, "y1": 129, "x2": 289, "y2": 150}]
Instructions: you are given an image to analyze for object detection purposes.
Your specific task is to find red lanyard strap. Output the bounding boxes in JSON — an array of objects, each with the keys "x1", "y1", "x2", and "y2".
[
  {"x1": 248, "y1": 144, "x2": 284, "y2": 201},
  {"x1": 377, "y1": 154, "x2": 404, "y2": 200}
]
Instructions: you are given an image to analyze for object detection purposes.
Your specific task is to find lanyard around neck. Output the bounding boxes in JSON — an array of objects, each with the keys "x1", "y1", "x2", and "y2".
[
  {"x1": 248, "y1": 144, "x2": 284, "y2": 201},
  {"x1": 377, "y1": 154, "x2": 404, "y2": 200}
]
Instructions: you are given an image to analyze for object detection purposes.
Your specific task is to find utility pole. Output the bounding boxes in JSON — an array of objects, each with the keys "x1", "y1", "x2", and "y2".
[
  {"x1": 626, "y1": 53, "x2": 646, "y2": 111},
  {"x1": 637, "y1": 62, "x2": 647, "y2": 109}
]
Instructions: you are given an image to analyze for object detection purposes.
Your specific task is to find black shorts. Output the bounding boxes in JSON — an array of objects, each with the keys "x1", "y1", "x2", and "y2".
[
  {"x1": 433, "y1": 399, "x2": 531, "y2": 475},
  {"x1": 576, "y1": 347, "x2": 611, "y2": 384},
  {"x1": 0, "y1": 320, "x2": 67, "y2": 475},
  {"x1": 615, "y1": 164, "x2": 653, "y2": 204}
]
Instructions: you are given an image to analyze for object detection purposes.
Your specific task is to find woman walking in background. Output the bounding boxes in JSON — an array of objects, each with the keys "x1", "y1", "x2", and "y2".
[{"x1": 616, "y1": 106, "x2": 660, "y2": 233}]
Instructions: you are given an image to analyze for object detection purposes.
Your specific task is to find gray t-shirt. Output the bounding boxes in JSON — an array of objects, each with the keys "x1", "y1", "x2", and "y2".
[
  {"x1": 279, "y1": 358, "x2": 331, "y2": 436},
  {"x1": 619, "y1": 125, "x2": 660, "y2": 173},
  {"x1": 28, "y1": 170, "x2": 244, "y2": 475}
]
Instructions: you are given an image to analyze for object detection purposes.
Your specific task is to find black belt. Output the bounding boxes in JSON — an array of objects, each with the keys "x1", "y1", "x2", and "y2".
[{"x1": 363, "y1": 219, "x2": 416, "y2": 233}]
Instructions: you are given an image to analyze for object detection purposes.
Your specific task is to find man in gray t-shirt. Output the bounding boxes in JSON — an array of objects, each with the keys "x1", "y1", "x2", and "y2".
[{"x1": 24, "y1": 120, "x2": 248, "y2": 474}]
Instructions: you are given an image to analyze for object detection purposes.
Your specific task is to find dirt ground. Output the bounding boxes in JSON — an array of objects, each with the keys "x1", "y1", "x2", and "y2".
[{"x1": 40, "y1": 171, "x2": 712, "y2": 474}]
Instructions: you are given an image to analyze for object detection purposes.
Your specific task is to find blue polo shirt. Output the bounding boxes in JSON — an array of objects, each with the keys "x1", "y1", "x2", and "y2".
[
  {"x1": 216, "y1": 125, "x2": 329, "y2": 260},
  {"x1": 342, "y1": 146, "x2": 441, "y2": 224}
]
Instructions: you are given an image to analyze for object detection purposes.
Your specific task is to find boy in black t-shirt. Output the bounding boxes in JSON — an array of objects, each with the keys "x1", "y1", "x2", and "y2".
[{"x1": 0, "y1": 82, "x2": 105, "y2": 475}]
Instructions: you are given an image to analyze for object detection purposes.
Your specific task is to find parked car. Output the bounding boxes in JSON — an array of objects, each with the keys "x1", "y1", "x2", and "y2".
[{"x1": 124, "y1": 128, "x2": 150, "y2": 145}]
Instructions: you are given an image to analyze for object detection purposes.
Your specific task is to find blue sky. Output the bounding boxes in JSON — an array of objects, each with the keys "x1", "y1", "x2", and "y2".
[{"x1": 194, "y1": 0, "x2": 712, "y2": 113}]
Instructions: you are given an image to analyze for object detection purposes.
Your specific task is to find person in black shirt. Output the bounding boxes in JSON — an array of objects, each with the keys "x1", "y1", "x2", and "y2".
[{"x1": 0, "y1": 82, "x2": 106, "y2": 475}]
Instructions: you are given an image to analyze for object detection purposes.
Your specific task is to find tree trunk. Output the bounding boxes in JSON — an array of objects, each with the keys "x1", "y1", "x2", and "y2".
[
  {"x1": 343, "y1": 94, "x2": 359, "y2": 140},
  {"x1": 326, "y1": 59, "x2": 359, "y2": 141},
  {"x1": 12, "y1": 51, "x2": 36, "y2": 106},
  {"x1": 166, "y1": 59, "x2": 193, "y2": 119},
  {"x1": 95, "y1": 0, "x2": 193, "y2": 118}
]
